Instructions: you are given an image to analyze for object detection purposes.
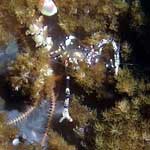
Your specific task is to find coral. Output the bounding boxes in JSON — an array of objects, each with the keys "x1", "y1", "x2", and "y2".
[
  {"x1": 121, "y1": 41, "x2": 132, "y2": 62},
  {"x1": 55, "y1": 0, "x2": 128, "y2": 43},
  {"x1": 72, "y1": 62, "x2": 106, "y2": 95},
  {"x1": 70, "y1": 96, "x2": 96, "y2": 127},
  {"x1": 115, "y1": 68, "x2": 137, "y2": 96},
  {"x1": 47, "y1": 130, "x2": 76, "y2": 150},
  {"x1": 8, "y1": 0, "x2": 38, "y2": 25},
  {"x1": 0, "y1": 114, "x2": 18, "y2": 150},
  {"x1": 95, "y1": 97, "x2": 150, "y2": 150},
  {"x1": 130, "y1": 0, "x2": 144, "y2": 28},
  {"x1": 7, "y1": 50, "x2": 55, "y2": 104},
  {"x1": 0, "y1": 0, "x2": 149, "y2": 149}
]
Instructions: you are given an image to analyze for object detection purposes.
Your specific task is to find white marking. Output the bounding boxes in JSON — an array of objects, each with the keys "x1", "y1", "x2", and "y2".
[{"x1": 12, "y1": 138, "x2": 20, "y2": 146}]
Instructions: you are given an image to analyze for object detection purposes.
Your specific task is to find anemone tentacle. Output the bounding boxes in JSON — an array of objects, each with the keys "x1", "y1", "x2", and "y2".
[
  {"x1": 7, "y1": 106, "x2": 36, "y2": 126},
  {"x1": 40, "y1": 88, "x2": 56, "y2": 147}
]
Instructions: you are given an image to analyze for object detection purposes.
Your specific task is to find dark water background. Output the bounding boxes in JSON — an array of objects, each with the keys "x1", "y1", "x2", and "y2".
[{"x1": 140, "y1": 0, "x2": 150, "y2": 16}]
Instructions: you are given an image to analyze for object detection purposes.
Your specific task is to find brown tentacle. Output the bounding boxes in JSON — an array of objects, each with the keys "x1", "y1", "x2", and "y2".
[{"x1": 40, "y1": 88, "x2": 56, "y2": 147}]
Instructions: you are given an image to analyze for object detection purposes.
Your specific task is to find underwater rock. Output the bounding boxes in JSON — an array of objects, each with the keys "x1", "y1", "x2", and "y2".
[
  {"x1": 0, "y1": 40, "x2": 18, "y2": 74},
  {"x1": 7, "y1": 100, "x2": 50, "y2": 144}
]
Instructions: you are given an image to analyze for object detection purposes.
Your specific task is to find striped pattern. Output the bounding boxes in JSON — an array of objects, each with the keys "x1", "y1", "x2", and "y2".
[
  {"x1": 7, "y1": 106, "x2": 36, "y2": 126},
  {"x1": 40, "y1": 88, "x2": 56, "y2": 147}
]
